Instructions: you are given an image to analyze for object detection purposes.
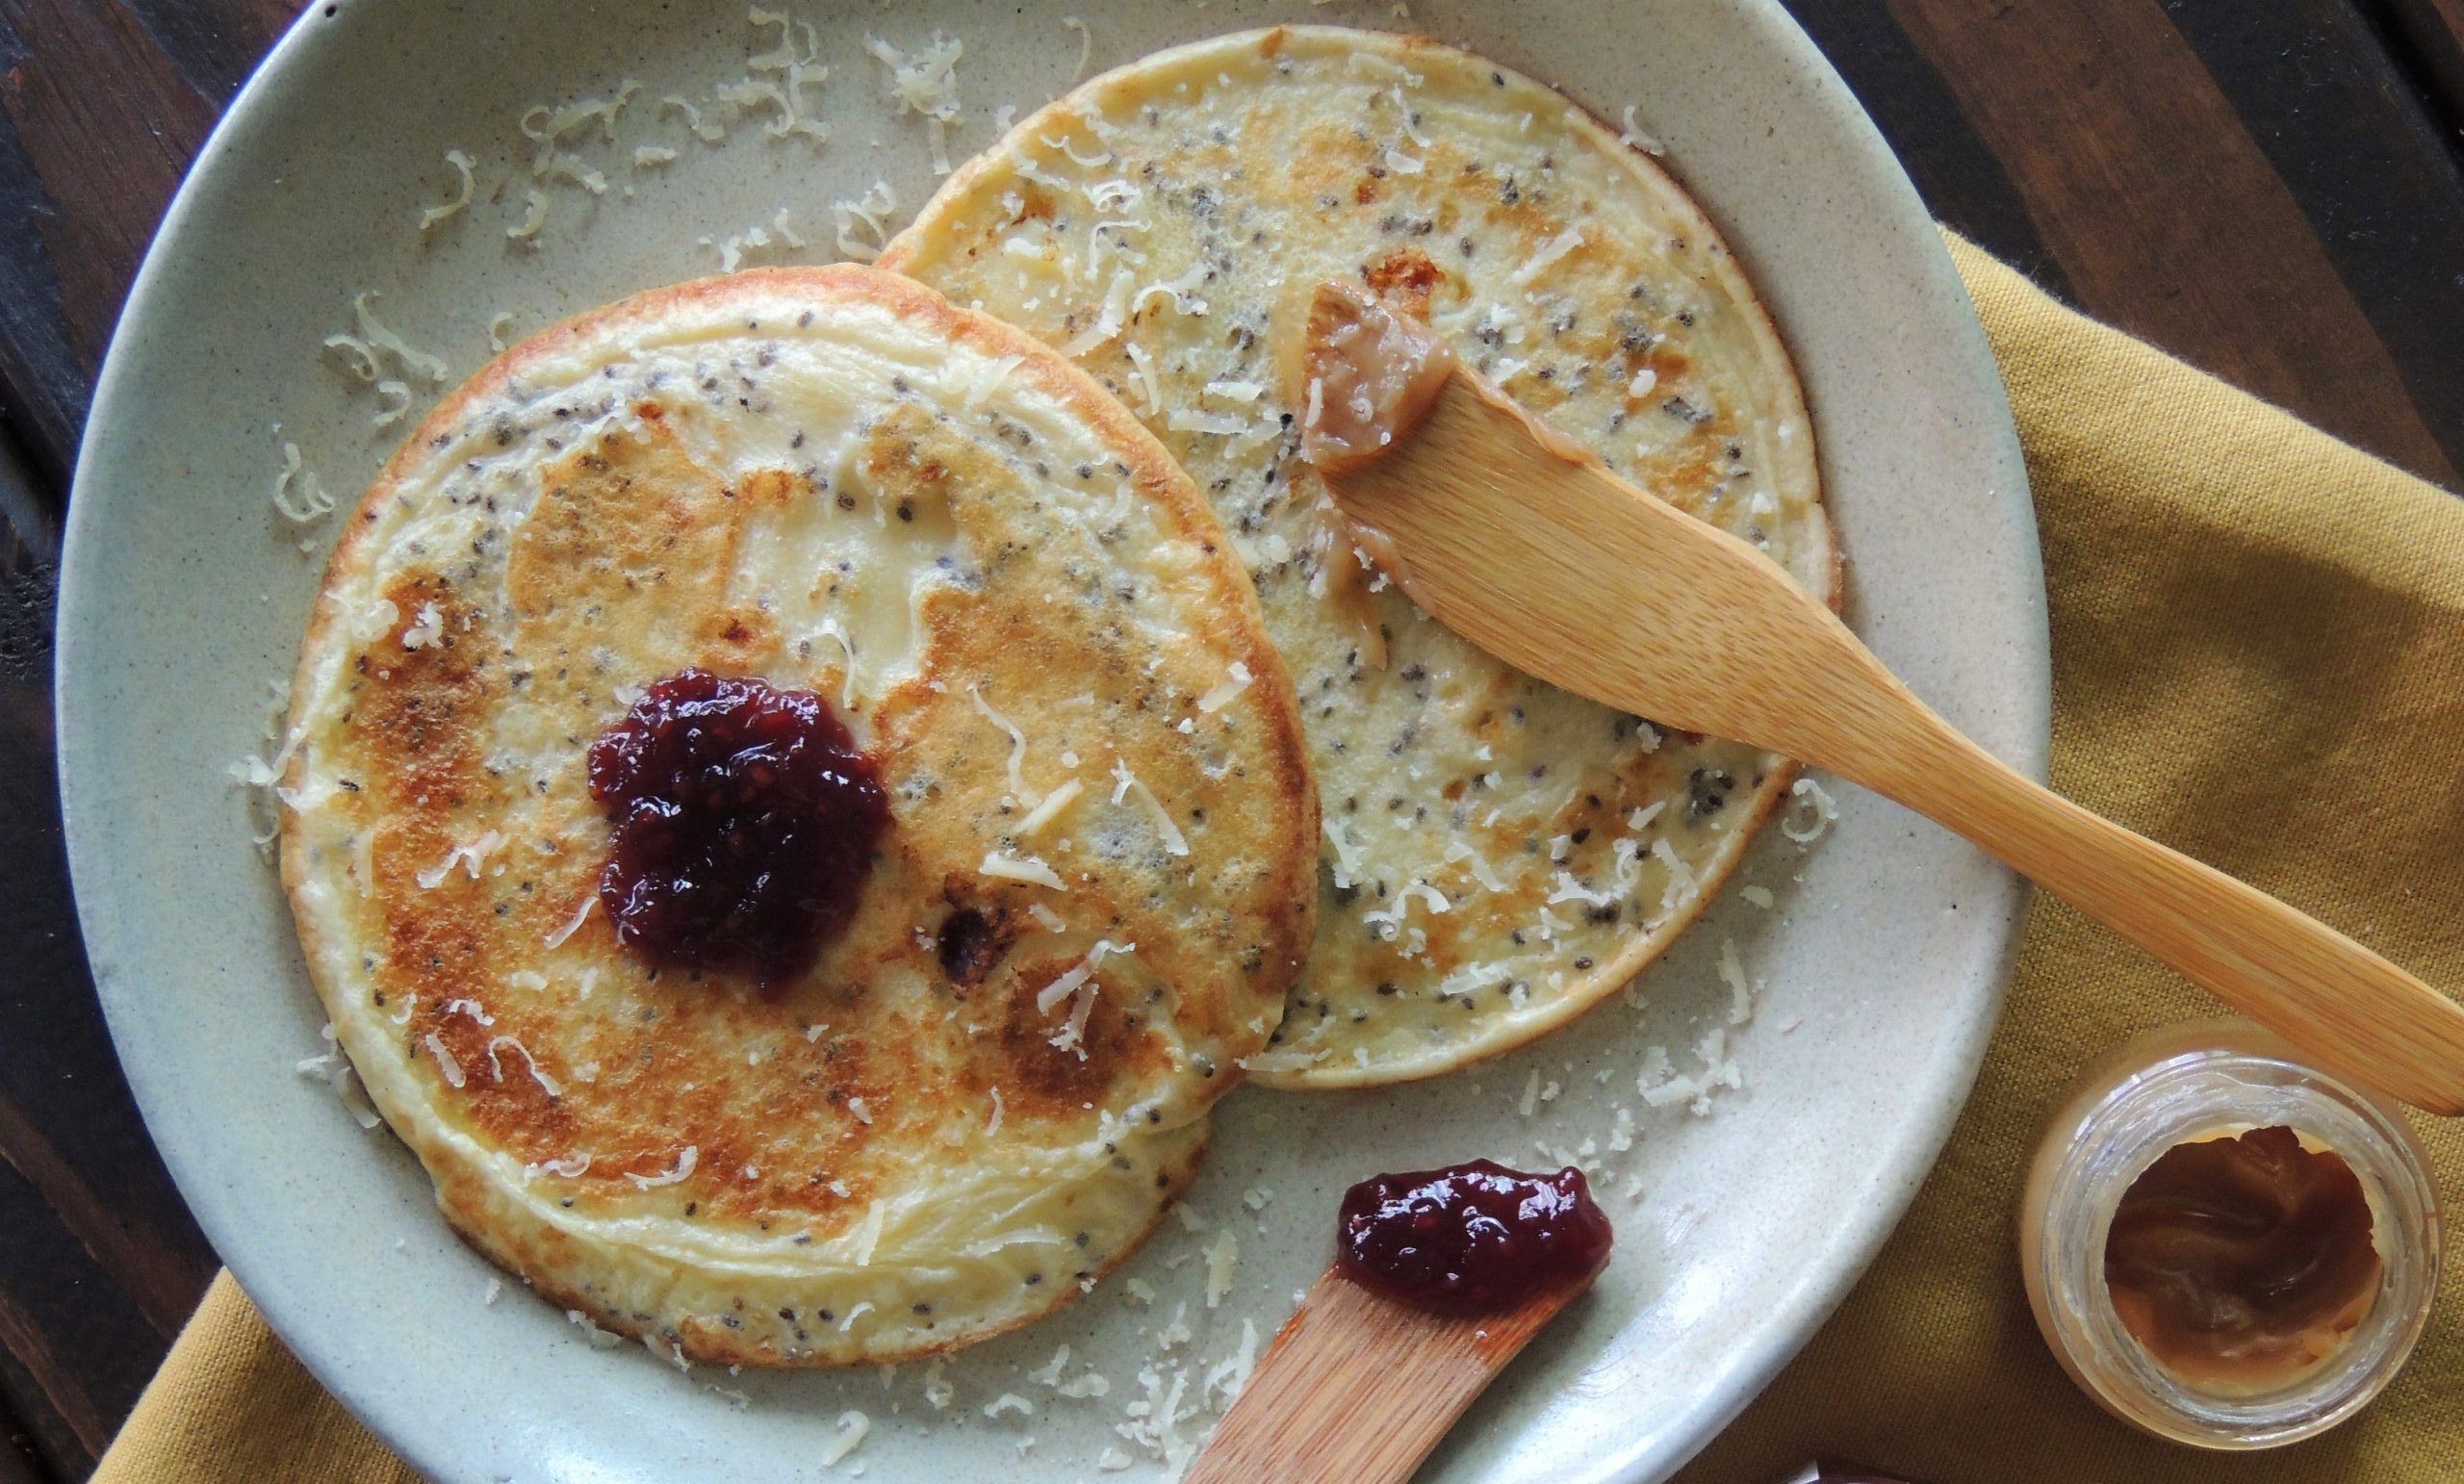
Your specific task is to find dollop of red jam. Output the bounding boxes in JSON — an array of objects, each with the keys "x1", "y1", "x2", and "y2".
[
  {"x1": 587, "y1": 669, "x2": 887, "y2": 985},
  {"x1": 1336, "y1": 1160, "x2": 1613, "y2": 1314}
]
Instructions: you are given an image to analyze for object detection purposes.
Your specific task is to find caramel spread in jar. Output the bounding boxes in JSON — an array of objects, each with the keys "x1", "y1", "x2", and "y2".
[{"x1": 2104, "y1": 1124, "x2": 2381, "y2": 1392}]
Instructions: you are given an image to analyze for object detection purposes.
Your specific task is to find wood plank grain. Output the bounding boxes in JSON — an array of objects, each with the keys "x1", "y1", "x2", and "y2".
[
  {"x1": 2164, "y1": 0, "x2": 2464, "y2": 487},
  {"x1": 0, "y1": 1145, "x2": 172, "y2": 1476},
  {"x1": 0, "y1": 538, "x2": 216, "y2": 1349},
  {"x1": 0, "y1": 0, "x2": 217, "y2": 373},
  {"x1": 0, "y1": 1378, "x2": 52, "y2": 1484},
  {"x1": 0, "y1": 0, "x2": 229, "y2": 485},
  {"x1": 2377, "y1": 0, "x2": 2464, "y2": 126},
  {"x1": 116, "y1": 0, "x2": 300, "y2": 103},
  {"x1": 0, "y1": 435, "x2": 211, "y2": 1482},
  {"x1": 1777, "y1": 0, "x2": 2075, "y2": 298},
  {"x1": 1886, "y1": 0, "x2": 2463, "y2": 492}
]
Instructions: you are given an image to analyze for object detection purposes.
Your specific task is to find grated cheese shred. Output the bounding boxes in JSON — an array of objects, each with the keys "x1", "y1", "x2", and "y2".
[
  {"x1": 1109, "y1": 759, "x2": 1189, "y2": 857},
  {"x1": 416, "y1": 149, "x2": 475, "y2": 232}
]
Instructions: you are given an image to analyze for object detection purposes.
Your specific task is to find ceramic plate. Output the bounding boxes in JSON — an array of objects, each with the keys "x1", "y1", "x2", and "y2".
[{"x1": 58, "y1": 1, "x2": 2044, "y2": 1479}]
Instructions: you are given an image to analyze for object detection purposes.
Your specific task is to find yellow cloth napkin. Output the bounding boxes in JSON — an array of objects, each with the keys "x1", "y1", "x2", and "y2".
[{"x1": 94, "y1": 238, "x2": 2464, "y2": 1483}]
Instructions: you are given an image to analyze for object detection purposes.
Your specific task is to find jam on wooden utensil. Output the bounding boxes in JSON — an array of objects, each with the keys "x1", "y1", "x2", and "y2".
[
  {"x1": 1336, "y1": 1159, "x2": 1613, "y2": 1314},
  {"x1": 587, "y1": 669, "x2": 887, "y2": 985},
  {"x1": 2104, "y1": 1124, "x2": 2381, "y2": 1390},
  {"x1": 1189, "y1": 1159, "x2": 1612, "y2": 1483}
]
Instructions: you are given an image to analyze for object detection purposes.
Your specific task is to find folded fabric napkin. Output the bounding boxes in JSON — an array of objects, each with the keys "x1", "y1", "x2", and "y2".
[{"x1": 92, "y1": 236, "x2": 2464, "y2": 1483}]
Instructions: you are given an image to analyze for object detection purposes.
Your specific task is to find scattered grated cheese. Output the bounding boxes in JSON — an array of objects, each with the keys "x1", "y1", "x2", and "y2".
[
  {"x1": 1153, "y1": 1301, "x2": 1193, "y2": 1349},
  {"x1": 1109, "y1": 759, "x2": 1190, "y2": 857},
  {"x1": 1010, "y1": 774, "x2": 1089, "y2": 843},
  {"x1": 982, "y1": 850, "x2": 1068, "y2": 889},
  {"x1": 1062, "y1": 268, "x2": 1137, "y2": 356},
  {"x1": 271, "y1": 440, "x2": 334, "y2": 525},
  {"x1": 423, "y1": 1033, "x2": 466, "y2": 1088},
  {"x1": 1508, "y1": 225, "x2": 1585, "y2": 286},
  {"x1": 544, "y1": 892, "x2": 595, "y2": 948},
  {"x1": 820, "y1": 1409, "x2": 871, "y2": 1467},
  {"x1": 627, "y1": 1144, "x2": 699, "y2": 1189},
  {"x1": 1719, "y1": 937, "x2": 1755, "y2": 1025},
  {"x1": 984, "y1": 1393, "x2": 1036, "y2": 1420},
  {"x1": 1202, "y1": 1229, "x2": 1238, "y2": 1309},
  {"x1": 1547, "y1": 869, "x2": 1617, "y2": 908},
  {"x1": 923, "y1": 1358, "x2": 955, "y2": 1409},
  {"x1": 1194, "y1": 660, "x2": 1253, "y2": 713},
  {"x1": 295, "y1": 1022, "x2": 382, "y2": 1129},
  {"x1": 1652, "y1": 836, "x2": 1698, "y2": 914},
  {"x1": 342, "y1": 292, "x2": 449, "y2": 384},
  {"x1": 415, "y1": 830, "x2": 503, "y2": 889},
  {"x1": 542, "y1": 155, "x2": 608, "y2": 194},
  {"x1": 1782, "y1": 776, "x2": 1839, "y2": 843},
  {"x1": 1062, "y1": 15, "x2": 1093, "y2": 83},
  {"x1": 661, "y1": 94, "x2": 728, "y2": 143},
  {"x1": 832, "y1": 178, "x2": 900, "y2": 261},
  {"x1": 1741, "y1": 883, "x2": 1776, "y2": 909},
  {"x1": 967, "y1": 683, "x2": 1042, "y2": 806},
  {"x1": 1133, "y1": 261, "x2": 1210, "y2": 318},
  {"x1": 1166, "y1": 408, "x2": 1247, "y2": 436},
  {"x1": 985, "y1": 1087, "x2": 1005, "y2": 1135},
  {"x1": 399, "y1": 601, "x2": 445, "y2": 650},
  {"x1": 416, "y1": 149, "x2": 476, "y2": 231},
  {"x1": 848, "y1": 1096, "x2": 874, "y2": 1124},
  {"x1": 865, "y1": 32, "x2": 965, "y2": 173},
  {"x1": 371, "y1": 377, "x2": 412, "y2": 428},
  {"x1": 1443, "y1": 839, "x2": 1510, "y2": 893},
  {"x1": 1049, "y1": 980, "x2": 1099, "y2": 1058},
  {"x1": 1120, "y1": 341, "x2": 1164, "y2": 417},
  {"x1": 1619, "y1": 104, "x2": 1668, "y2": 156},
  {"x1": 567, "y1": 1310, "x2": 624, "y2": 1348},
  {"x1": 506, "y1": 189, "x2": 550, "y2": 242},
  {"x1": 852, "y1": 1200, "x2": 886, "y2": 1265},
  {"x1": 1639, "y1": 1028, "x2": 1743, "y2": 1115},
  {"x1": 1201, "y1": 1318, "x2": 1260, "y2": 1409},
  {"x1": 633, "y1": 144, "x2": 678, "y2": 166}
]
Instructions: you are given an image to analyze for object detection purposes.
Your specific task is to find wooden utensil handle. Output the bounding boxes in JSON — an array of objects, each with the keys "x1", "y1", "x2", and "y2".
[{"x1": 1838, "y1": 709, "x2": 2464, "y2": 1113}]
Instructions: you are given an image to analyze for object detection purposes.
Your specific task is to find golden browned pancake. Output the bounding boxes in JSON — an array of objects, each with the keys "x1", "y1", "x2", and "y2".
[
  {"x1": 276, "y1": 265, "x2": 1315, "y2": 1365},
  {"x1": 884, "y1": 26, "x2": 1835, "y2": 1087}
]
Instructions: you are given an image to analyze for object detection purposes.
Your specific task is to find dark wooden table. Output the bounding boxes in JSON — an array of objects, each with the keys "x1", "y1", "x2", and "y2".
[{"x1": 1, "y1": 1, "x2": 2459, "y2": 1478}]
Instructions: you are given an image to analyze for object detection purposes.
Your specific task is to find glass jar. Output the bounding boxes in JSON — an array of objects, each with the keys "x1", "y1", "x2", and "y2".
[{"x1": 2017, "y1": 1018, "x2": 2440, "y2": 1448}]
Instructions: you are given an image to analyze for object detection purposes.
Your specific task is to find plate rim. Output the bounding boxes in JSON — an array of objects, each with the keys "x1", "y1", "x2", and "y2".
[{"x1": 55, "y1": 2, "x2": 2050, "y2": 1479}]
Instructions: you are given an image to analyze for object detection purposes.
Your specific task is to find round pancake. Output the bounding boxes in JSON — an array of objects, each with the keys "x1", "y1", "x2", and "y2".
[
  {"x1": 276, "y1": 266, "x2": 1316, "y2": 1365},
  {"x1": 883, "y1": 26, "x2": 1835, "y2": 1087}
]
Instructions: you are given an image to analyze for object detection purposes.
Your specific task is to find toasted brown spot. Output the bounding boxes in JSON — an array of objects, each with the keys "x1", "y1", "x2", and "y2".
[{"x1": 1364, "y1": 245, "x2": 1443, "y2": 320}]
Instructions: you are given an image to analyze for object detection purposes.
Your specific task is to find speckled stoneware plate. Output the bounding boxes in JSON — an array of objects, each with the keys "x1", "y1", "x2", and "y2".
[{"x1": 58, "y1": 2, "x2": 2045, "y2": 1479}]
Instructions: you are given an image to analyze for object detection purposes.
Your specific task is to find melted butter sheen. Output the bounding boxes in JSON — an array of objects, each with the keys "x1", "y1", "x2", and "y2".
[{"x1": 2104, "y1": 1125, "x2": 2381, "y2": 1391}]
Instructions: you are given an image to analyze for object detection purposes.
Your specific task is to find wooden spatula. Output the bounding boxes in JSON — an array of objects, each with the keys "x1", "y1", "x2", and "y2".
[
  {"x1": 1303, "y1": 282, "x2": 2464, "y2": 1115},
  {"x1": 1185, "y1": 1263, "x2": 1595, "y2": 1484}
]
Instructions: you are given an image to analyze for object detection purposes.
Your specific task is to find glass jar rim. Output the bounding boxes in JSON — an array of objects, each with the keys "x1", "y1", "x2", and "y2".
[{"x1": 2028, "y1": 1020, "x2": 2441, "y2": 1449}]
